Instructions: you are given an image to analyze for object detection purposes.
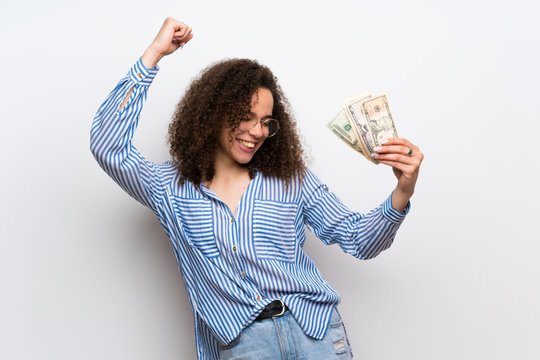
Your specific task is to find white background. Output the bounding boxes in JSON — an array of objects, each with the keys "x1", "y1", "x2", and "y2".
[{"x1": 1, "y1": 0, "x2": 539, "y2": 359}]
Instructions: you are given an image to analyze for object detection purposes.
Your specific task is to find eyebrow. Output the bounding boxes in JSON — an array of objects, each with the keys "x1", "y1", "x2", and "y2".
[{"x1": 248, "y1": 111, "x2": 273, "y2": 119}]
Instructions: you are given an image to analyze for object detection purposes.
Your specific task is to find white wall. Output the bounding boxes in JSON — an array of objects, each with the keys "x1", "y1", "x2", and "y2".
[{"x1": 1, "y1": 0, "x2": 539, "y2": 359}]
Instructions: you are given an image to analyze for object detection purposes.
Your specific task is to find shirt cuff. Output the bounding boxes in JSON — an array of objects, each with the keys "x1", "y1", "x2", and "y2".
[
  {"x1": 381, "y1": 192, "x2": 410, "y2": 224},
  {"x1": 128, "y1": 58, "x2": 160, "y2": 85}
]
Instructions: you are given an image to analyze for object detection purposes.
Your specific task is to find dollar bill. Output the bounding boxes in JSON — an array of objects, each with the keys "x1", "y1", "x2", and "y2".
[
  {"x1": 327, "y1": 109, "x2": 367, "y2": 158},
  {"x1": 343, "y1": 92, "x2": 379, "y2": 164},
  {"x1": 328, "y1": 93, "x2": 399, "y2": 164},
  {"x1": 360, "y1": 94, "x2": 398, "y2": 147}
]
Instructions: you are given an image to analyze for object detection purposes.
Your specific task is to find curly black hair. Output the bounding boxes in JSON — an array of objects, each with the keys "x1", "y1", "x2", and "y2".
[{"x1": 168, "y1": 58, "x2": 305, "y2": 186}]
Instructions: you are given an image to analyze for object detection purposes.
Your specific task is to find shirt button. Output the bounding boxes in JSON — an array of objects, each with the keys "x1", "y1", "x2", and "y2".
[
  {"x1": 230, "y1": 218, "x2": 235, "y2": 223},
  {"x1": 256, "y1": 295, "x2": 260, "y2": 300},
  {"x1": 138, "y1": 73, "x2": 143, "y2": 78},
  {"x1": 232, "y1": 246, "x2": 237, "y2": 252},
  {"x1": 241, "y1": 272, "x2": 246, "y2": 277}
]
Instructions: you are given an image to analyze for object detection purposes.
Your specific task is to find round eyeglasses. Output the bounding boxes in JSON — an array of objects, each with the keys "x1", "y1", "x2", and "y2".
[{"x1": 241, "y1": 116, "x2": 280, "y2": 137}]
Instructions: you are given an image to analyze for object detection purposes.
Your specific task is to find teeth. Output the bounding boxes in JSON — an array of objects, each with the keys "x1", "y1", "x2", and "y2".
[{"x1": 239, "y1": 140, "x2": 255, "y2": 148}]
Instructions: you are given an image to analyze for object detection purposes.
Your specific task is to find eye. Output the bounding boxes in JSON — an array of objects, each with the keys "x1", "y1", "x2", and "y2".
[
  {"x1": 242, "y1": 113, "x2": 256, "y2": 123},
  {"x1": 261, "y1": 118, "x2": 280, "y2": 137}
]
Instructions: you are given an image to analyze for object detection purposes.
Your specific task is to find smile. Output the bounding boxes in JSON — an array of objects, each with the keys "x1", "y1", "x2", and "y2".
[{"x1": 238, "y1": 139, "x2": 256, "y2": 149}]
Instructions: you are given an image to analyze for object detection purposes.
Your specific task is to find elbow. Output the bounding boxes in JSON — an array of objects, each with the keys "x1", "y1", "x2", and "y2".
[
  {"x1": 355, "y1": 248, "x2": 381, "y2": 261},
  {"x1": 89, "y1": 127, "x2": 111, "y2": 167},
  {"x1": 355, "y1": 246, "x2": 386, "y2": 261},
  {"x1": 89, "y1": 131, "x2": 102, "y2": 161},
  {"x1": 353, "y1": 234, "x2": 394, "y2": 260}
]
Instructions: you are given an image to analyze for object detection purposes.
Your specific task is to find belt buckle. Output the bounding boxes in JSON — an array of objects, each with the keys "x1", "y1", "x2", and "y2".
[{"x1": 274, "y1": 299, "x2": 285, "y2": 317}]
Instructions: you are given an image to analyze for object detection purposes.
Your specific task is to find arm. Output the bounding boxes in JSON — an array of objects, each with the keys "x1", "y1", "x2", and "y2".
[
  {"x1": 302, "y1": 170, "x2": 410, "y2": 260},
  {"x1": 90, "y1": 59, "x2": 163, "y2": 210},
  {"x1": 90, "y1": 18, "x2": 193, "y2": 210},
  {"x1": 302, "y1": 137, "x2": 423, "y2": 259}
]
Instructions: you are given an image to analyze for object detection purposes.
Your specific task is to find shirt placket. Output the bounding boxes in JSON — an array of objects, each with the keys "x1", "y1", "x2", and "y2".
[{"x1": 201, "y1": 186, "x2": 263, "y2": 304}]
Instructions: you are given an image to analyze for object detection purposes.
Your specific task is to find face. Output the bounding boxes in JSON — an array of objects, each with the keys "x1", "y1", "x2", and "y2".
[{"x1": 216, "y1": 87, "x2": 274, "y2": 166}]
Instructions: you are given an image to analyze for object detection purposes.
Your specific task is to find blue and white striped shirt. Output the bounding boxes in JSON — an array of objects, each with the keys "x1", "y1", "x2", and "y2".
[{"x1": 90, "y1": 59, "x2": 410, "y2": 360}]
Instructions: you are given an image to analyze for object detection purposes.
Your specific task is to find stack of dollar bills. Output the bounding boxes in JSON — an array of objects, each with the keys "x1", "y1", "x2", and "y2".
[{"x1": 327, "y1": 93, "x2": 398, "y2": 164}]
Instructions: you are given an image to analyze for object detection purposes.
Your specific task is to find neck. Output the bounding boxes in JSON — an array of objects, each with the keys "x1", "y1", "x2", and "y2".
[{"x1": 206, "y1": 150, "x2": 250, "y2": 186}]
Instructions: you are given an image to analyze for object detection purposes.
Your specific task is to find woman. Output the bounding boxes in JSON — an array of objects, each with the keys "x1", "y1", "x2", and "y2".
[{"x1": 91, "y1": 18, "x2": 423, "y2": 360}]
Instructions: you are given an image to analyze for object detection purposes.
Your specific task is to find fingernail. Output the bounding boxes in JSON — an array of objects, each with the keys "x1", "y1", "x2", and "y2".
[
  {"x1": 380, "y1": 139, "x2": 388, "y2": 145},
  {"x1": 372, "y1": 153, "x2": 379, "y2": 159},
  {"x1": 374, "y1": 146, "x2": 382, "y2": 152}
]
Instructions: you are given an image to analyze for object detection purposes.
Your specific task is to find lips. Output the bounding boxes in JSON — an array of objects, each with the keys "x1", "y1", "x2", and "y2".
[{"x1": 237, "y1": 139, "x2": 257, "y2": 151}]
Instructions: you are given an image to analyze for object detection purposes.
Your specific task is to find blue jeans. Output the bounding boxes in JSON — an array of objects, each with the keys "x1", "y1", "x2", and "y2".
[{"x1": 218, "y1": 307, "x2": 353, "y2": 359}]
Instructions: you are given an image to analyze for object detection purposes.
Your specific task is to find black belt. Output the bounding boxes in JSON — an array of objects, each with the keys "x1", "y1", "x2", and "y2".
[{"x1": 254, "y1": 299, "x2": 288, "y2": 321}]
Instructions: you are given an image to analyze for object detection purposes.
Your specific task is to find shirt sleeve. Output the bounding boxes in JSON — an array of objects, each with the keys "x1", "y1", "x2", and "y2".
[
  {"x1": 90, "y1": 59, "x2": 172, "y2": 212},
  {"x1": 301, "y1": 169, "x2": 410, "y2": 260}
]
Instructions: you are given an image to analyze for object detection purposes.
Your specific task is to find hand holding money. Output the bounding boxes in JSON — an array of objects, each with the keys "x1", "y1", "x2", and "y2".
[
  {"x1": 375, "y1": 137, "x2": 423, "y2": 211},
  {"x1": 328, "y1": 93, "x2": 423, "y2": 211}
]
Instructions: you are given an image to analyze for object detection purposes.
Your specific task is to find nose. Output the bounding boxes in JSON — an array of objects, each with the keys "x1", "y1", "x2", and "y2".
[{"x1": 249, "y1": 119, "x2": 266, "y2": 138}]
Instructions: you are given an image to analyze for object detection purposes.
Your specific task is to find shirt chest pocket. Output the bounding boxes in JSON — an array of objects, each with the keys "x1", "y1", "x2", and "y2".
[
  {"x1": 252, "y1": 200, "x2": 299, "y2": 262},
  {"x1": 172, "y1": 197, "x2": 219, "y2": 258}
]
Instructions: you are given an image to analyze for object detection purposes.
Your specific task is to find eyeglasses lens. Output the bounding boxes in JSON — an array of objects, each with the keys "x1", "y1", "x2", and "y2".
[{"x1": 264, "y1": 119, "x2": 279, "y2": 137}]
